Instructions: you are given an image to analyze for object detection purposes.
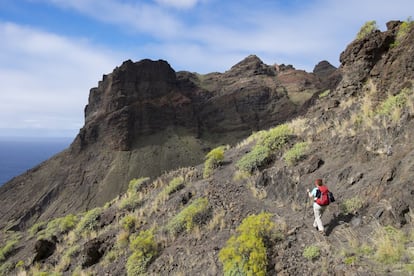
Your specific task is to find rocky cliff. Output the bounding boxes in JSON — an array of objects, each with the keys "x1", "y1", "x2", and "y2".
[{"x1": 0, "y1": 54, "x2": 334, "y2": 231}]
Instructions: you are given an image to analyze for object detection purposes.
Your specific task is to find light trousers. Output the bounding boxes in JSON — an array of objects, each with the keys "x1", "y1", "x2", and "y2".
[{"x1": 313, "y1": 203, "x2": 326, "y2": 231}]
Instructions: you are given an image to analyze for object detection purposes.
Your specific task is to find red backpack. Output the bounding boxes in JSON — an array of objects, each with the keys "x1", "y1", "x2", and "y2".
[{"x1": 315, "y1": 185, "x2": 330, "y2": 206}]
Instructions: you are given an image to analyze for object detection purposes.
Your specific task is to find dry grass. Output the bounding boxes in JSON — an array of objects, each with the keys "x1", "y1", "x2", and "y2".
[{"x1": 207, "y1": 208, "x2": 226, "y2": 231}]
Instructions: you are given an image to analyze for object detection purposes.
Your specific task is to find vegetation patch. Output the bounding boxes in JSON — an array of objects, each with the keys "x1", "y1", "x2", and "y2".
[
  {"x1": 303, "y1": 245, "x2": 320, "y2": 261},
  {"x1": 75, "y1": 207, "x2": 102, "y2": 235},
  {"x1": 119, "y1": 195, "x2": 143, "y2": 212},
  {"x1": 340, "y1": 197, "x2": 364, "y2": 215},
  {"x1": 319, "y1": 89, "x2": 330, "y2": 98},
  {"x1": 203, "y1": 146, "x2": 226, "y2": 178},
  {"x1": 121, "y1": 215, "x2": 138, "y2": 232},
  {"x1": 166, "y1": 197, "x2": 210, "y2": 235},
  {"x1": 163, "y1": 176, "x2": 185, "y2": 196},
  {"x1": 126, "y1": 229, "x2": 158, "y2": 276},
  {"x1": 219, "y1": 212, "x2": 282, "y2": 276},
  {"x1": 37, "y1": 214, "x2": 78, "y2": 240},
  {"x1": 236, "y1": 145, "x2": 271, "y2": 173},
  {"x1": 356, "y1": 20, "x2": 379, "y2": 40},
  {"x1": 373, "y1": 225, "x2": 406, "y2": 264},
  {"x1": 0, "y1": 232, "x2": 21, "y2": 263},
  {"x1": 392, "y1": 17, "x2": 414, "y2": 47},
  {"x1": 283, "y1": 141, "x2": 309, "y2": 165},
  {"x1": 127, "y1": 177, "x2": 150, "y2": 194},
  {"x1": 236, "y1": 124, "x2": 292, "y2": 173}
]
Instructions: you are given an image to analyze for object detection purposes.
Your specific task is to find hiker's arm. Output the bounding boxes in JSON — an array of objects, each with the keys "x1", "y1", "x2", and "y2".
[{"x1": 306, "y1": 188, "x2": 313, "y2": 198}]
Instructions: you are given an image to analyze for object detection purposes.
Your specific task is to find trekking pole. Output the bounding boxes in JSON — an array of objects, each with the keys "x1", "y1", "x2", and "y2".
[{"x1": 302, "y1": 190, "x2": 309, "y2": 222}]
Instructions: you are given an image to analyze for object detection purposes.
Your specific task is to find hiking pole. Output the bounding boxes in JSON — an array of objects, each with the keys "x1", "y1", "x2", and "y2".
[{"x1": 302, "y1": 190, "x2": 309, "y2": 222}]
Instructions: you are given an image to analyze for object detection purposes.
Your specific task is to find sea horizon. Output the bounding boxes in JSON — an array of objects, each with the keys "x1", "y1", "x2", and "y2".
[{"x1": 0, "y1": 136, "x2": 73, "y2": 186}]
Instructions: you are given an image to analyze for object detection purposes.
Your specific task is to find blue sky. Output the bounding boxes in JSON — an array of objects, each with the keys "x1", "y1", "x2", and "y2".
[{"x1": 0, "y1": 0, "x2": 413, "y2": 138}]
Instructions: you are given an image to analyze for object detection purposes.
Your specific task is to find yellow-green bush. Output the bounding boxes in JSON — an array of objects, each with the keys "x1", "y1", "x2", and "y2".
[
  {"x1": 128, "y1": 177, "x2": 150, "y2": 194},
  {"x1": 126, "y1": 229, "x2": 158, "y2": 276},
  {"x1": 236, "y1": 145, "x2": 270, "y2": 173},
  {"x1": 374, "y1": 225, "x2": 406, "y2": 264},
  {"x1": 236, "y1": 124, "x2": 291, "y2": 173},
  {"x1": 283, "y1": 142, "x2": 309, "y2": 165},
  {"x1": 319, "y1": 89, "x2": 330, "y2": 98},
  {"x1": 121, "y1": 215, "x2": 138, "y2": 232},
  {"x1": 219, "y1": 212, "x2": 280, "y2": 276},
  {"x1": 356, "y1": 20, "x2": 378, "y2": 40},
  {"x1": 29, "y1": 221, "x2": 47, "y2": 237},
  {"x1": 203, "y1": 146, "x2": 226, "y2": 178},
  {"x1": 166, "y1": 197, "x2": 210, "y2": 235},
  {"x1": 119, "y1": 195, "x2": 142, "y2": 212},
  {"x1": 260, "y1": 124, "x2": 292, "y2": 151},
  {"x1": 340, "y1": 197, "x2": 364, "y2": 215},
  {"x1": 0, "y1": 233, "x2": 21, "y2": 262},
  {"x1": 393, "y1": 17, "x2": 414, "y2": 46},
  {"x1": 303, "y1": 245, "x2": 320, "y2": 261},
  {"x1": 75, "y1": 207, "x2": 101, "y2": 234},
  {"x1": 37, "y1": 214, "x2": 78, "y2": 240},
  {"x1": 163, "y1": 176, "x2": 185, "y2": 196}
]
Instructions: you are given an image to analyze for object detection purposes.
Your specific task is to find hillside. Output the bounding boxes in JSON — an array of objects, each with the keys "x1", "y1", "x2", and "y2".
[{"x1": 1, "y1": 20, "x2": 414, "y2": 275}]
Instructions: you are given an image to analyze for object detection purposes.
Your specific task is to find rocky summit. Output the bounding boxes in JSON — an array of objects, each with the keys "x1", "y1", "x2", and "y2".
[{"x1": 1, "y1": 20, "x2": 414, "y2": 275}]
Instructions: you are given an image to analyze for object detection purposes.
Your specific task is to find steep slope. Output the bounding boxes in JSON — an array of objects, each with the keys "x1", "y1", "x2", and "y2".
[
  {"x1": 1, "y1": 20, "x2": 414, "y2": 276},
  {"x1": 0, "y1": 56, "x2": 332, "y2": 231}
]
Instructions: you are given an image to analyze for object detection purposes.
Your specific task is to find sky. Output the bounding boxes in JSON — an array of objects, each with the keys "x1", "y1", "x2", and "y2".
[{"x1": 0, "y1": 0, "x2": 413, "y2": 138}]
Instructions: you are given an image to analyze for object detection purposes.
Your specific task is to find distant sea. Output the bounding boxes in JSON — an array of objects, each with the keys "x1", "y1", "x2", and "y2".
[{"x1": 0, "y1": 137, "x2": 73, "y2": 186}]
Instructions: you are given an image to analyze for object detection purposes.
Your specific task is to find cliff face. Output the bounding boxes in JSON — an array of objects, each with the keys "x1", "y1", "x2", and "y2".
[{"x1": 0, "y1": 55, "x2": 332, "y2": 230}]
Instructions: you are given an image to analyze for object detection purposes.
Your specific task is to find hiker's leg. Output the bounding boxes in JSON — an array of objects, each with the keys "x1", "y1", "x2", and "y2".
[{"x1": 313, "y1": 204, "x2": 324, "y2": 231}]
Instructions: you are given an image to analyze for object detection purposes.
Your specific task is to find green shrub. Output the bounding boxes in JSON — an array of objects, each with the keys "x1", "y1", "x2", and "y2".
[
  {"x1": 343, "y1": 255, "x2": 357, "y2": 265},
  {"x1": 75, "y1": 208, "x2": 101, "y2": 234},
  {"x1": 203, "y1": 146, "x2": 226, "y2": 178},
  {"x1": 283, "y1": 142, "x2": 309, "y2": 165},
  {"x1": 319, "y1": 89, "x2": 330, "y2": 98},
  {"x1": 128, "y1": 177, "x2": 150, "y2": 194},
  {"x1": 0, "y1": 262, "x2": 13, "y2": 275},
  {"x1": 121, "y1": 215, "x2": 137, "y2": 232},
  {"x1": 119, "y1": 195, "x2": 142, "y2": 212},
  {"x1": 260, "y1": 124, "x2": 292, "y2": 151},
  {"x1": 375, "y1": 91, "x2": 408, "y2": 122},
  {"x1": 126, "y1": 229, "x2": 158, "y2": 276},
  {"x1": 236, "y1": 124, "x2": 291, "y2": 173},
  {"x1": 236, "y1": 145, "x2": 270, "y2": 173},
  {"x1": 340, "y1": 197, "x2": 364, "y2": 215},
  {"x1": 393, "y1": 17, "x2": 414, "y2": 46},
  {"x1": 163, "y1": 176, "x2": 185, "y2": 196},
  {"x1": 15, "y1": 260, "x2": 25, "y2": 269},
  {"x1": 303, "y1": 245, "x2": 320, "y2": 261},
  {"x1": 0, "y1": 233, "x2": 21, "y2": 262},
  {"x1": 374, "y1": 225, "x2": 406, "y2": 264},
  {"x1": 37, "y1": 214, "x2": 78, "y2": 240},
  {"x1": 219, "y1": 213, "x2": 280, "y2": 276},
  {"x1": 356, "y1": 20, "x2": 379, "y2": 40},
  {"x1": 166, "y1": 197, "x2": 210, "y2": 235},
  {"x1": 29, "y1": 221, "x2": 47, "y2": 237}
]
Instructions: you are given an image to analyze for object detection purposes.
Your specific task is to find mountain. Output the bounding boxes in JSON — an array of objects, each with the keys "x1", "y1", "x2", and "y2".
[
  {"x1": 1, "y1": 20, "x2": 414, "y2": 275},
  {"x1": 0, "y1": 53, "x2": 335, "y2": 231}
]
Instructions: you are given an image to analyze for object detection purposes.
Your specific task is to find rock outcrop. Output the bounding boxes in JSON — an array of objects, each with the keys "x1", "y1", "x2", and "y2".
[{"x1": 0, "y1": 55, "x2": 331, "y2": 230}]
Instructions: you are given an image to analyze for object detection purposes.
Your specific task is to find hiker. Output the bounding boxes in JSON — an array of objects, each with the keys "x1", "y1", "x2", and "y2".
[{"x1": 307, "y1": 178, "x2": 330, "y2": 235}]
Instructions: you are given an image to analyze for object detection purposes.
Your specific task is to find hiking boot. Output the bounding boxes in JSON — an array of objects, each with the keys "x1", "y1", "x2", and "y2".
[{"x1": 319, "y1": 230, "x2": 326, "y2": 236}]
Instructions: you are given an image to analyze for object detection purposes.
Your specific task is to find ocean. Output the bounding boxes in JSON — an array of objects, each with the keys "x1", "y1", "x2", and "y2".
[{"x1": 0, "y1": 137, "x2": 73, "y2": 186}]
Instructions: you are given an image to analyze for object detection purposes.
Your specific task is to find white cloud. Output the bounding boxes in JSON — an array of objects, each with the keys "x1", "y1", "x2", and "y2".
[
  {"x1": 39, "y1": 0, "x2": 183, "y2": 38},
  {"x1": 0, "y1": 22, "x2": 121, "y2": 136},
  {"x1": 154, "y1": 0, "x2": 201, "y2": 9}
]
